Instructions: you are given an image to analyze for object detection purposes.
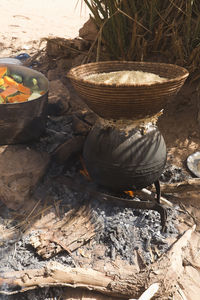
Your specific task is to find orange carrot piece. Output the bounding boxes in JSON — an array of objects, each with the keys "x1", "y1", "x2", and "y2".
[
  {"x1": 0, "y1": 78, "x2": 4, "y2": 86},
  {"x1": 17, "y1": 83, "x2": 31, "y2": 95},
  {"x1": 3, "y1": 76, "x2": 18, "y2": 87},
  {"x1": 7, "y1": 94, "x2": 29, "y2": 103},
  {"x1": 0, "y1": 86, "x2": 18, "y2": 99},
  {"x1": 0, "y1": 67, "x2": 7, "y2": 78}
]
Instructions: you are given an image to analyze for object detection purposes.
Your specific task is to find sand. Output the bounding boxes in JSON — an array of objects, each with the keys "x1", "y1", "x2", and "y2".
[{"x1": 0, "y1": 0, "x2": 89, "y2": 57}]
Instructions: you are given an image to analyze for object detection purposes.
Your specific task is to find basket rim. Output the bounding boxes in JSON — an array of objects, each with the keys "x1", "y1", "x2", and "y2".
[{"x1": 67, "y1": 61, "x2": 189, "y2": 88}]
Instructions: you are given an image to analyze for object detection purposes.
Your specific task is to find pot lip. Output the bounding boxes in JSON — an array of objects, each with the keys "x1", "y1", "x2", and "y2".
[
  {"x1": 0, "y1": 57, "x2": 23, "y2": 65},
  {"x1": 0, "y1": 63, "x2": 49, "y2": 106}
]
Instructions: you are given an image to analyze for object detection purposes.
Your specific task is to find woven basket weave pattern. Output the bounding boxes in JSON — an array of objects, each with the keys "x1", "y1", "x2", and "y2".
[{"x1": 68, "y1": 61, "x2": 189, "y2": 119}]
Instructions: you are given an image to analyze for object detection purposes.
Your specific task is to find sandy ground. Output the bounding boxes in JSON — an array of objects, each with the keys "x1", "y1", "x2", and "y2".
[{"x1": 0, "y1": 0, "x2": 89, "y2": 56}]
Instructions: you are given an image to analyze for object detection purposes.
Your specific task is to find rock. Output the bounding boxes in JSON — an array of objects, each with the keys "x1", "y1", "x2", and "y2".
[
  {"x1": 72, "y1": 115, "x2": 91, "y2": 135},
  {"x1": 0, "y1": 145, "x2": 50, "y2": 210},
  {"x1": 48, "y1": 80, "x2": 70, "y2": 115},
  {"x1": 73, "y1": 38, "x2": 90, "y2": 51},
  {"x1": 82, "y1": 111, "x2": 98, "y2": 126},
  {"x1": 46, "y1": 37, "x2": 72, "y2": 57},
  {"x1": 56, "y1": 58, "x2": 72, "y2": 71},
  {"x1": 46, "y1": 37, "x2": 90, "y2": 58},
  {"x1": 47, "y1": 69, "x2": 59, "y2": 81},
  {"x1": 79, "y1": 17, "x2": 98, "y2": 42},
  {"x1": 71, "y1": 54, "x2": 87, "y2": 67},
  {"x1": 52, "y1": 136, "x2": 86, "y2": 164},
  {"x1": 48, "y1": 61, "x2": 72, "y2": 80},
  {"x1": 75, "y1": 110, "x2": 98, "y2": 126}
]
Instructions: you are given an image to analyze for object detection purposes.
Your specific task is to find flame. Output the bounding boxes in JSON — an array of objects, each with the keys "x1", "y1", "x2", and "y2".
[
  {"x1": 79, "y1": 156, "x2": 91, "y2": 181},
  {"x1": 124, "y1": 190, "x2": 134, "y2": 197}
]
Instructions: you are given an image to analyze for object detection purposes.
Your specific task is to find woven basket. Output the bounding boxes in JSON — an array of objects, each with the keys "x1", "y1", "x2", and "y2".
[{"x1": 67, "y1": 61, "x2": 189, "y2": 119}]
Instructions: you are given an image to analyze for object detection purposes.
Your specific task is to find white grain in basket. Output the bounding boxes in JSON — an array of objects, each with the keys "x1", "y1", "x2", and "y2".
[{"x1": 85, "y1": 70, "x2": 167, "y2": 85}]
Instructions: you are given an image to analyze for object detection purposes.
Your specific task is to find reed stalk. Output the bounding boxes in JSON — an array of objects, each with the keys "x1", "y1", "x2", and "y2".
[{"x1": 82, "y1": 0, "x2": 200, "y2": 80}]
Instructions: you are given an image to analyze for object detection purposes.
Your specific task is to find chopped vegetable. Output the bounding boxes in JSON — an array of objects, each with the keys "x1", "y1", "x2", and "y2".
[
  {"x1": 11, "y1": 73, "x2": 23, "y2": 83},
  {"x1": 7, "y1": 94, "x2": 30, "y2": 103},
  {"x1": 0, "y1": 96, "x2": 4, "y2": 103},
  {"x1": 0, "y1": 67, "x2": 7, "y2": 78},
  {"x1": 28, "y1": 92, "x2": 41, "y2": 101},
  {"x1": 4, "y1": 76, "x2": 18, "y2": 87},
  {"x1": 17, "y1": 83, "x2": 31, "y2": 95},
  {"x1": 31, "y1": 78, "x2": 40, "y2": 91},
  {"x1": 0, "y1": 67, "x2": 45, "y2": 104},
  {"x1": 0, "y1": 86, "x2": 18, "y2": 99},
  {"x1": 32, "y1": 78, "x2": 38, "y2": 86}
]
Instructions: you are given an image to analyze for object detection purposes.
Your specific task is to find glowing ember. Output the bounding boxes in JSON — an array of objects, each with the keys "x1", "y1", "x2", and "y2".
[
  {"x1": 124, "y1": 190, "x2": 134, "y2": 197},
  {"x1": 80, "y1": 156, "x2": 91, "y2": 180}
]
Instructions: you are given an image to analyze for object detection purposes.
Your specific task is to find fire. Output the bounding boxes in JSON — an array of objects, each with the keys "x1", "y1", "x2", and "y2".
[
  {"x1": 124, "y1": 190, "x2": 134, "y2": 197},
  {"x1": 79, "y1": 156, "x2": 91, "y2": 181}
]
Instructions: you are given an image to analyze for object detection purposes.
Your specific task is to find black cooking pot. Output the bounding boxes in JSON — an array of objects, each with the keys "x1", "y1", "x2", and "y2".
[
  {"x1": 0, "y1": 63, "x2": 48, "y2": 144},
  {"x1": 83, "y1": 122, "x2": 167, "y2": 191}
]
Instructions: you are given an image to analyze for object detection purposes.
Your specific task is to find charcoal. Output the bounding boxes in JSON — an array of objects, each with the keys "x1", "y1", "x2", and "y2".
[
  {"x1": 95, "y1": 199, "x2": 180, "y2": 264},
  {"x1": 111, "y1": 246, "x2": 116, "y2": 260},
  {"x1": 151, "y1": 233, "x2": 167, "y2": 245},
  {"x1": 51, "y1": 252, "x2": 76, "y2": 267},
  {"x1": 160, "y1": 163, "x2": 189, "y2": 183}
]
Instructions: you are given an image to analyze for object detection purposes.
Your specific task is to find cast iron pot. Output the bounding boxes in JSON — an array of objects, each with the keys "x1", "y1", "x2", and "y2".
[
  {"x1": 83, "y1": 122, "x2": 167, "y2": 191},
  {"x1": 0, "y1": 63, "x2": 48, "y2": 144}
]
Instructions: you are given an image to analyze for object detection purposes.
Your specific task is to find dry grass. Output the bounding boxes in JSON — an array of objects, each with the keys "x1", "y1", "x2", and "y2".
[{"x1": 82, "y1": 0, "x2": 200, "y2": 81}]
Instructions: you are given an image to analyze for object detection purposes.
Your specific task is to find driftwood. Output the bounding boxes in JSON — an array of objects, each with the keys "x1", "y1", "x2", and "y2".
[
  {"x1": 0, "y1": 226, "x2": 195, "y2": 299},
  {"x1": 30, "y1": 206, "x2": 101, "y2": 260},
  {"x1": 156, "y1": 178, "x2": 200, "y2": 194}
]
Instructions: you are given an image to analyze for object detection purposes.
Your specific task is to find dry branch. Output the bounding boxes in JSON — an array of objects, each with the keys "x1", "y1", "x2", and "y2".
[
  {"x1": 30, "y1": 206, "x2": 100, "y2": 259},
  {"x1": 157, "y1": 179, "x2": 200, "y2": 194},
  {"x1": 0, "y1": 226, "x2": 195, "y2": 299},
  {"x1": 139, "y1": 188, "x2": 173, "y2": 207}
]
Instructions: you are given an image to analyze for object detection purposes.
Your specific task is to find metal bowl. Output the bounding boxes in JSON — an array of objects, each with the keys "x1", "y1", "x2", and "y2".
[
  {"x1": 0, "y1": 63, "x2": 48, "y2": 144},
  {"x1": 187, "y1": 152, "x2": 200, "y2": 177}
]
